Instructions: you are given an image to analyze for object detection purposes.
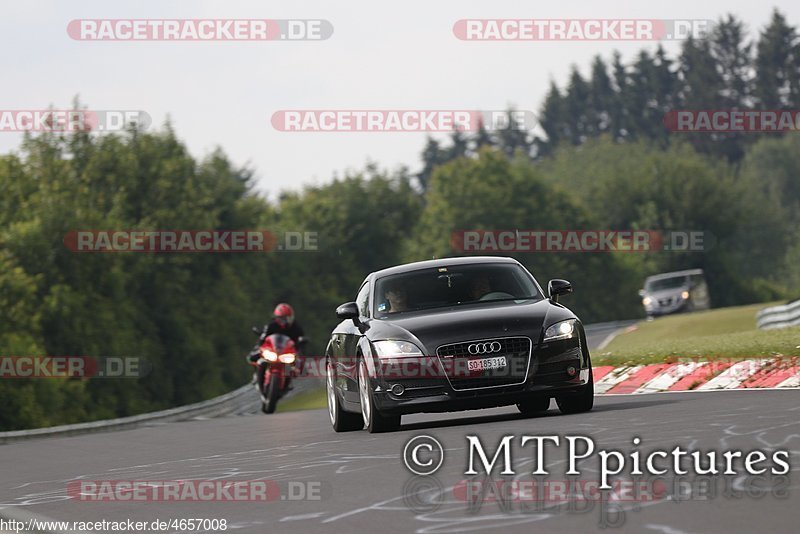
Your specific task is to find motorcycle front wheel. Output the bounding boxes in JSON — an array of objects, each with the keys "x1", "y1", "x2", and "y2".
[{"x1": 261, "y1": 373, "x2": 281, "y2": 414}]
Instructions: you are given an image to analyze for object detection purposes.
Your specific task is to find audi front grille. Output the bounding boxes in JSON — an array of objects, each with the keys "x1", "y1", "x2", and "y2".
[{"x1": 436, "y1": 336, "x2": 532, "y2": 391}]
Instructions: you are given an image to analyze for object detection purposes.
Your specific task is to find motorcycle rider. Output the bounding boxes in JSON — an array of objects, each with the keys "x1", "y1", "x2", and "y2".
[{"x1": 248, "y1": 303, "x2": 306, "y2": 392}]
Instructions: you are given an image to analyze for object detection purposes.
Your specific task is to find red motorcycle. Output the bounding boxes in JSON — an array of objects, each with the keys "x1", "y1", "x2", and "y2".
[{"x1": 249, "y1": 331, "x2": 303, "y2": 413}]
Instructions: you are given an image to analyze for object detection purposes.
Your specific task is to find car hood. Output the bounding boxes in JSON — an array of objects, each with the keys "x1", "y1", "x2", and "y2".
[{"x1": 365, "y1": 298, "x2": 574, "y2": 353}]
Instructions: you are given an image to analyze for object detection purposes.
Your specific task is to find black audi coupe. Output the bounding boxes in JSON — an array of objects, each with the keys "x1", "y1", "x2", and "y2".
[{"x1": 325, "y1": 256, "x2": 594, "y2": 433}]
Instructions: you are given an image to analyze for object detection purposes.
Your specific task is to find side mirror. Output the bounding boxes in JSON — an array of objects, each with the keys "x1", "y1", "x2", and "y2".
[
  {"x1": 336, "y1": 301, "x2": 360, "y2": 321},
  {"x1": 548, "y1": 279, "x2": 573, "y2": 303},
  {"x1": 638, "y1": 289, "x2": 646, "y2": 298}
]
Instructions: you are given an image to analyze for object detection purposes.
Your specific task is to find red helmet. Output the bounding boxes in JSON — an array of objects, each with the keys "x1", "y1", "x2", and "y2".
[{"x1": 273, "y1": 303, "x2": 295, "y2": 328}]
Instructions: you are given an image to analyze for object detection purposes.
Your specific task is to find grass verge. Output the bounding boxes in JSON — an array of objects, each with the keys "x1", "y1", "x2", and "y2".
[
  {"x1": 276, "y1": 386, "x2": 327, "y2": 412},
  {"x1": 595, "y1": 301, "x2": 800, "y2": 366}
]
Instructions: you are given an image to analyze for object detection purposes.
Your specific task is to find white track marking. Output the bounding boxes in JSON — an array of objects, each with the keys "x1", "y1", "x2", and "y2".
[
  {"x1": 594, "y1": 365, "x2": 641, "y2": 394},
  {"x1": 776, "y1": 372, "x2": 800, "y2": 388},
  {"x1": 696, "y1": 360, "x2": 765, "y2": 390},
  {"x1": 635, "y1": 362, "x2": 708, "y2": 393}
]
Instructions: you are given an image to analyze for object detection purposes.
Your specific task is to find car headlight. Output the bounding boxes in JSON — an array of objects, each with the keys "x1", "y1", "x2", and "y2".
[
  {"x1": 642, "y1": 296, "x2": 652, "y2": 306},
  {"x1": 261, "y1": 349, "x2": 278, "y2": 362},
  {"x1": 373, "y1": 340, "x2": 424, "y2": 358},
  {"x1": 278, "y1": 353, "x2": 296, "y2": 364},
  {"x1": 543, "y1": 319, "x2": 577, "y2": 342},
  {"x1": 681, "y1": 291, "x2": 689, "y2": 300}
]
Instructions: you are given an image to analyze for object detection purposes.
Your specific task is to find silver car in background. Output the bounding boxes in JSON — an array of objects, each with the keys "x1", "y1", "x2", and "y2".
[{"x1": 639, "y1": 269, "x2": 711, "y2": 318}]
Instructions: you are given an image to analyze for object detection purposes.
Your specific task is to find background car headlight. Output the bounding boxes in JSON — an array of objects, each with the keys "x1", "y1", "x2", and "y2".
[
  {"x1": 261, "y1": 349, "x2": 278, "y2": 362},
  {"x1": 373, "y1": 340, "x2": 423, "y2": 358},
  {"x1": 642, "y1": 296, "x2": 652, "y2": 306},
  {"x1": 681, "y1": 291, "x2": 690, "y2": 300},
  {"x1": 278, "y1": 353, "x2": 296, "y2": 364},
  {"x1": 543, "y1": 319, "x2": 577, "y2": 342}
]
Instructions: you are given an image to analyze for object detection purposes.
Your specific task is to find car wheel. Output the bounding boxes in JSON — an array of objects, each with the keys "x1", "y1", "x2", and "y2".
[
  {"x1": 516, "y1": 397, "x2": 550, "y2": 416},
  {"x1": 556, "y1": 367, "x2": 594, "y2": 414},
  {"x1": 327, "y1": 360, "x2": 362, "y2": 432},
  {"x1": 358, "y1": 359, "x2": 401, "y2": 433}
]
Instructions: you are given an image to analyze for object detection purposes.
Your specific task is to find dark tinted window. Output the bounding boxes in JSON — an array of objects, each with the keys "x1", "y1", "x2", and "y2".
[
  {"x1": 646, "y1": 275, "x2": 689, "y2": 292},
  {"x1": 374, "y1": 263, "x2": 541, "y2": 317}
]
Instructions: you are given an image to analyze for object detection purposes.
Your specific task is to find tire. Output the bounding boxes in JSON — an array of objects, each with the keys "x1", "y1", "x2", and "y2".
[
  {"x1": 327, "y1": 360, "x2": 362, "y2": 432},
  {"x1": 556, "y1": 367, "x2": 594, "y2": 414},
  {"x1": 262, "y1": 373, "x2": 280, "y2": 414},
  {"x1": 358, "y1": 360, "x2": 401, "y2": 433},
  {"x1": 516, "y1": 396, "x2": 550, "y2": 416}
]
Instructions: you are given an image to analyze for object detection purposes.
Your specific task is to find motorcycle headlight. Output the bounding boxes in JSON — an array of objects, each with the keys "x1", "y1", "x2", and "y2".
[
  {"x1": 261, "y1": 349, "x2": 278, "y2": 362},
  {"x1": 373, "y1": 340, "x2": 423, "y2": 358},
  {"x1": 278, "y1": 353, "x2": 296, "y2": 364},
  {"x1": 543, "y1": 319, "x2": 577, "y2": 342}
]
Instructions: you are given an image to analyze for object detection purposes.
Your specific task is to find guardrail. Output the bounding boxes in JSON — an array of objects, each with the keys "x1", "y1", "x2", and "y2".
[
  {"x1": 0, "y1": 383, "x2": 255, "y2": 444},
  {"x1": 757, "y1": 299, "x2": 800, "y2": 330}
]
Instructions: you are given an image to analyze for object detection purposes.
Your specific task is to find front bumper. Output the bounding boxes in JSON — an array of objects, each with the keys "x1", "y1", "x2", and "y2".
[
  {"x1": 644, "y1": 294, "x2": 691, "y2": 316},
  {"x1": 371, "y1": 338, "x2": 590, "y2": 415}
]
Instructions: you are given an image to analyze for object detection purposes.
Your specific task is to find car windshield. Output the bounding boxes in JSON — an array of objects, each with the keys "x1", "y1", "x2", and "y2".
[
  {"x1": 374, "y1": 263, "x2": 541, "y2": 317},
  {"x1": 645, "y1": 275, "x2": 689, "y2": 292}
]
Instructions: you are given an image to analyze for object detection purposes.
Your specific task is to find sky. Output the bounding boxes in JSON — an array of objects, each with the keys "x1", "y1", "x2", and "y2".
[{"x1": 1, "y1": 0, "x2": 798, "y2": 200}]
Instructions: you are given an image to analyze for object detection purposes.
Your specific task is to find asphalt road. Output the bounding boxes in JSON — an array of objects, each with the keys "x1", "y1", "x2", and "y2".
[
  {"x1": 583, "y1": 320, "x2": 638, "y2": 352},
  {"x1": 1, "y1": 389, "x2": 798, "y2": 534}
]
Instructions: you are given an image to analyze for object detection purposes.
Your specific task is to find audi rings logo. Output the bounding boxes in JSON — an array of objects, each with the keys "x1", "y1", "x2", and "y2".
[{"x1": 467, "y1": 341, "x2": 502, "y2": 355}]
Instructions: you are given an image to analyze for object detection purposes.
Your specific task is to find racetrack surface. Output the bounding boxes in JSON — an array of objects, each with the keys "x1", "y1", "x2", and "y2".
[{"x1": 1, "y1": 389, "x2": 798, "y2": 533}]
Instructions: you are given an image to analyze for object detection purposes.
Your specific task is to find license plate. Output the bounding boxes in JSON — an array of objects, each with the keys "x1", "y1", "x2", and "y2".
[{"x1": 468, "y1": 356, "x2": 507, "y2": 371}]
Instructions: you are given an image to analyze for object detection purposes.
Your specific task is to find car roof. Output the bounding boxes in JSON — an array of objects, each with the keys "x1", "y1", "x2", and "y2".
[
  {"x1": 370, "y1": 256, "x2": 520, "y2": 279},
  {"x1": 645, "y1": 268, "x2": 705, "y2": 281}
]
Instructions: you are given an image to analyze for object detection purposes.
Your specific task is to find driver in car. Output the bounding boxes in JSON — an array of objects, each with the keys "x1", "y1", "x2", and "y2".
[
  {"x1": 384, "y1": 282, "x2": 409, "y2": 312},
  {"x1": 468, "y1": 276, "x2": 492, "y2": 300}
]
